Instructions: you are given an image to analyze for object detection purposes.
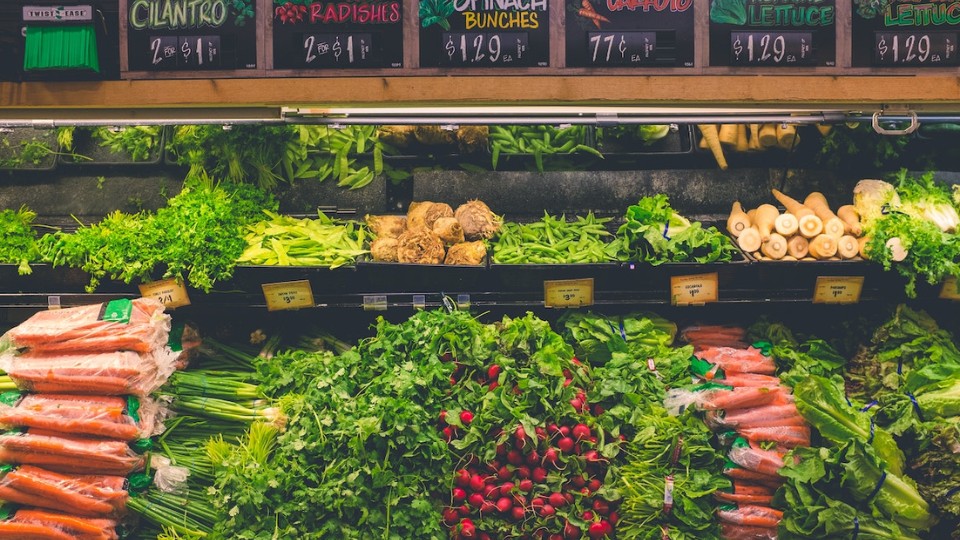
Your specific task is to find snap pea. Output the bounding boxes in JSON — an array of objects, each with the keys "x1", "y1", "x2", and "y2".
[{"x1": 492, "y1": 212, "x2": 621, "y2": 264}]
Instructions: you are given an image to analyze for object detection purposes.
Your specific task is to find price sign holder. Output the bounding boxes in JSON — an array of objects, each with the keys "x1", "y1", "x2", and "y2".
[
  {"x1": 413, "y1": 294, "x2": 426, "y2": 310},
  {"x1": 853, "y1": 2, "x2": 960, "y2": 67},
  {"x1": 940, "y1": 276, "x2": 960, "y2": 301},
  {"x1": 262, "y1": 280, "x2": 314, "y2": 311},
  {"x1": 708, "y1": 0, "x2": 836, "y2": 67},
  {"x1": 670, "y1": 273, "x2": 718, "y2": 306},
  {"x1": 363, "y1": 295, "x2": 388, "y2": 311},
  {"x1": 140, "y1": 278, "x2": 191, "y2": 309},
  {"x1": 47, "y1": 295, "x2": 61, "y2": 310},
  {"x1": 565, "y1": 1, "x2": 694, "y2": 68},
  {"x1": 544, "y1": 278, "x2": 594, "y2": 308},
  {"x1": 812, "y1": 276, "x2": 864, "y2": 304}
]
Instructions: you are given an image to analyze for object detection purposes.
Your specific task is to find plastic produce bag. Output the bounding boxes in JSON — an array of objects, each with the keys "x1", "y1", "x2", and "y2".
[
  {"x1": 0, "y1": 429, "x2": 145, "y2": 475},
  {"x1": 693, "y1": 346, "x2": 777, "y2": 376},
  {"x1": 3, "y1": 298, "x2": 170, "y2": 354},
  {"x1": 727, "y1": 437, "x2": 788, "y2": 477},
  {"x1": 0, "y1": 508, "x2": 118, "y2": 539},
  {"x1": 0, "y1": 465, "x2": 127, "y2": 517},
  {"x1": 0, "y1": 393, "x2": 160, "y2": 441},
  {"x1": 705, "y1": 404, "x2": 804, "y2": 430},
  {"x1": 665, "y1": 383, "x2": 782, "y2": 415}
]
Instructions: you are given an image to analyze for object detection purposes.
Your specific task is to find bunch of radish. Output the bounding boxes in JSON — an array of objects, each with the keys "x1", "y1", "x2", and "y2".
[
  {"x1": 275, "y1": 2, "x2": 307, "y2": 24},
  {"x1": 727, "y1": 190, "x2": 865, "y2": 261},
  {"x1": 441, "y1": 413, "x2": 618, "y2": 538}
]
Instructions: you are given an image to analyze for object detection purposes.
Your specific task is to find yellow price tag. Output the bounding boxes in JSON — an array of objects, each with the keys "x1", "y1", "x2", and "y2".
[
  {"x1": 813, "y1": 276, "x2": 864, "y2": 304},
  {"x1": 940, "y1": 276, "x2": 960, "y2": 301},
  {"x1": 670, "y1": 273, "x2": 718, "y2": 306},
  {"x1": 262, "y1": 280, "x2": 314, "y2": 311},
  {"x1": 139, "y1": 278, "x2": 191, "y2": 309},
  {"x1": 544, "y1": 278, "x2": 594, "y2": 308}
]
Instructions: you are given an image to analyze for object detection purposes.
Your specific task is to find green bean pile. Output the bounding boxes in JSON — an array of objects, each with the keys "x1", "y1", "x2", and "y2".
[{"x1": 492, "y1": 212, "x2": 622, "y2": 264}]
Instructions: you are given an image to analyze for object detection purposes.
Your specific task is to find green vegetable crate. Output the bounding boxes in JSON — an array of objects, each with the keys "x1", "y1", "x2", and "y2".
[
  {"x1": 59, "y1": 126, "x2": 166, "y2": 167},
  {"x1": 0, "y1": 128, "x2": 59, "y2": 171}
]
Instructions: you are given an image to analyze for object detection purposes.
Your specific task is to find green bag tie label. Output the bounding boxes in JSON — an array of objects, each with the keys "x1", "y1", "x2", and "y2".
[
  {"x1": 128, "y1": 472, "x2": 152, "y2": 493},
  {"x1": 690, "y1": 356, "x2": 725, "y2": 380},
  {"x1": 100, "y1": 299, "x2": 133, "y2": 323},
  {"x1": 126, "y1": 396, "x2": 141, "y2": 425},
  {"x1": 131, "y1": 437, "x2": 153, "y2": 454},
  {"x1": 168, "y1": 321, "x2": 184, "y2": 353},
  {"x1": 0, "y1": 392, "x2": 22, "y2": 407},
  {"x1": 0, "y1": 503, "x2": 14, "y2": 520},
  {"x1": 752, "y1": 340, "x2": 772, "y2": 356}
]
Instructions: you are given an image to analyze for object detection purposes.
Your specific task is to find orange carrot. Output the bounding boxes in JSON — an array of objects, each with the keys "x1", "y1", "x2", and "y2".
[
  {"x1": 3, "y1": 473, "x2": 115, "y2": 515},
  {"x1": 716, "y1": 505, "x2": 782, "y2": 528},
  {"x1": 714, "y1": 491, "x2": 774, "y2": 506},
  {"x1": 577, "y1": 9, "x2": 611, "y2": 23},
  {"x1": 720, "y1": 523, "x2": 778, "y2": 540},
  {"x1": 0, "y1": 520, "x2": 74, "y2": 540},
  {"x1": 14, "y1": 509, "x2": 107, "y2": 536}
]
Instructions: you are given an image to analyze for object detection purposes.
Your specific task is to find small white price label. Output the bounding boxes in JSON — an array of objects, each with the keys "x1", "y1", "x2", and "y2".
[
  {"x1": 139, "y1": 278, "x2": 191, "y2": 309},
  {"x1": 262, "y1": 280, "x2": 314, "y2": 311},
  {"x1": 813, "y1": 276, "x2": 864, "y2": 304},
  {"x1": 670, "y1": 273, "x2": 718, "y2": 306},
  {"x1": 363, "y1": 295, "x2": 388, "y2": 311},
  {"x1": 940, "y1": 276, "x2": 960, "y2": 301},
  {"x1": 544, "y1": 278, "x2": 594, "y2": 308}
]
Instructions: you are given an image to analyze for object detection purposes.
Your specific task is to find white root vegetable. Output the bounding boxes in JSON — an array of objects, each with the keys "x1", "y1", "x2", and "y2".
[
  {"x1": 738, "y1": 227, "x2": 762, "y2": 253},
  {"x1": 886, "y1": 237, "x2": 908, "y2": 262},
  {"x1": 837, "y1": 235, "x2": 859, "y2": 259},
  {"x1": 761, "y1": 233, "x2": 788, "y2": 260},
  {"x1": 809, "y1": 234, "x2": 838, "y2": 259},
  {"x1": 774, "y1": 213, "x2": 799, "y2": 237},
  {"x1": 727, "y1": 201, "x2": 751, "y2": 238},
  {"x1": 837, "y1": 205, "x2": 863, "y2": 236},
  {"x1": 754, "y1": 204, "x2": 780, "y2": 242},
  {"x1": 787, "y1": 236, "x2": 809, "y2": 259}
]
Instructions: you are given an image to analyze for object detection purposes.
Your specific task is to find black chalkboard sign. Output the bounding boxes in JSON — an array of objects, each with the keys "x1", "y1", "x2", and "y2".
[
  {"x1": 126, "y1": 0, "x2": 257, "y2": 71},
  {"x1": 272, "y1": 0, "x2": 403, "y2": 69},
  {"x1": 419, "y1": 0, "x2": 549, "y2": 67},
  {"x1": 565, "y1": 0, "x2": 694, "y2": 68},
  {"x1": 708, "y1": 0, "x2": 835, "y2": 67},
  {"x1": 853, "y1": 1, "x2": 960, "y2": 67}
]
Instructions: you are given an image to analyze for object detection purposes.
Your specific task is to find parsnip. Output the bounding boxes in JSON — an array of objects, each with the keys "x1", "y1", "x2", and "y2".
[
  {"x1": 698, "y1": 125, "x2": 728, "y2": 170},
  {"x1": 816, "y1": 124, "x2": 833, "y2": 137},
  {"x1": 809, "y1": 234, "x2": 838, "y2": 259},
  {"x1": 803, "y1": 192, "x2": 844, "y2": 238},
  {"x1": 735, "y1": 125, "x2": 749, "y2": 152},
  {"x1": 727, "y1": 201, "x2": 751, "y2": 238},
  {"x1": 787, "y1": 235, "x2": 809, "y2": 259},
  {"x1": 858, "y1": 236, "x2": 870, "y2": 259},
  {"x1": 738, "y1": 227, "x2": 762, "y2": 253},
  {"x1": 754, "y1": 204, "x2": 780, "y2": 241},
  {"x1": 837, "y1": 205, "x2": 863, "y2": 236},
  {"x1": 886, "y1": 237, "x2": 908, "y2": 262},
  {"x1": 719, "y1": 124, "x2": 739, "y2": 147},
  {"x1": 774, "y1": 213, "x2": 799, "y2": 237},
  {"x1": 759, "y1": 124, "x2": 778, "y2": 148},
  {"x1": 748, "y1": 124, "x2": 762, "y2": 151},
  {"x1": 761, "y1": 233, "x2": 788, "y2": 260},
  {"x1": 776, "y1": 124, "x2": 799, "y2": 149},
  {"x1": 837, "y1": 235, "x2": 859, "y2": 259}
]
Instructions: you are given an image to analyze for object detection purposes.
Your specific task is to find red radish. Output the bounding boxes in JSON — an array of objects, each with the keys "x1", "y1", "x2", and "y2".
[
  {"x1": 587, "y1": 522, "x2": 607, "y2": 538},
  {"x1": 480, "y1": 500, "x2": 497, "y2": 514},
  {"x1": 518, "y1": 479, "x2": 534, "y2": 492},
  {"x1": 488, "y1": 381, "x2": 499, "y2": 391},
  {"x1": 460, "y1": 519, "x2": 477, "y2": 539},
  {"x1": 592, "y1": 404, "x2": 604, "y2": 416},
  {"x1": 563, "y1": 520, "x2": 582, "y2": 539},
  {"x1": 577, "y1": 390, "x2": 587, "y2": 403},
  {"x1": 571, "y1": 475, "x2": 587, "y2": 488},
  {"x1": 487, "y1": 364, "x2": 501, "y2": 380},
  {"x1": 468, "y1": 493, "x2": 484, "y2": 508},
  {"x1": 515, "y1": 425, "x2": 527, "y2": 448},
  {"x1": 459, "y1": 504, "x2": 471, "y2": 516},
  {"x1": 564, "y1": 377, "x2": 573, "y2": 387},
  {"x1": 580, "y1": 487, "x2": 591, "y2": 497},
  {"x1": 497, "y1": 466, "x2": 512, "y2": 480},
  {"x1": 569, "y1": 398, "x2": 583, "y2": 411},
  {"x1": 450, "y1": 377, "x2": 457, "y2": 386},
  {"x1": 551, "y1": 535, "x2": 564, "y2": 540},
  {"x1": 496, "y1": 443, "x2": 508, "y2": 456},
  {"x1": 563, "y1": 368, "x2": 573, "y2": 379},
  {"x1": 480, "y1": 534, "x2": 492, "y2": 540},
  {"x1": 512, "y1": 493, "x2": 527, "y2": 507},
  {"x1": 526, "y1": 450, "x2": 540, "y2": 466},
  {"x1": 572, "y1": 357, "x2": 582, "y2": 365},
  {"x1": 558, "y1": 437, "x2": 575, "y2": 453},
  {"x1": 560, "y1": 425, "x2": 571, "y2": 437},
  {"x1": 439, "y1": 411, "x2": 448, "y2": 424},
  {"x1": 488, "y1": 460, "x2": 502, "y2": 473},
  {"x1": 511, "y1": 506, "x2": 526, "y2": 521},
  {"x1": 548, "y1": 492, "x2": 566, "y2": 507},
  {"x1": 592, "y1": 499, "x2": 610, "y2": 515},
  {"x1": 496, "y1": 497, "x2": 513, "y2": 513},
  {"x1": 482, "y1": 484, "x2": 499, "y2": 499},
  {"x1": 456, "y1": 469, "x2": 472, "y2": 487},
  {"x1": 470, "y1": 474, "x2": 486, "y2": 492},
  {"x1": 548, "y1": 423, "x2": 562, "y2": 435},
  {"x1": 608, "y1": 511, "x2": 618, "y2": 525},
  {"x1": 572, "y1": 424, "x2": 592, "y2": 441},
  {"x1": 564, "y1": 492, "x2": 574, "y2": 504},
  {"x1": 443, "y1": 426, "x2": 455, "y2": 441},
  {"x1": 500, "y1": 481, "x2": 515, "y2": 493},
  {"x1": 543, "y1": 447, "x2": 559, "y2": 466},
  {"x1": 535, "y1": 427, "x2": 548, "y2": 441},
  {"x1": 442, "y1": 507, "x2": 460, "y2": 525},
  {"x1": 532, "y1": 467, "x2": 548, "y2": 483},
  {"x1": 583, "y1": 450, "x2": 602, "y2": 464},
  {"x1": 539, "y1": 504, "x2": 556, "y2": 517},
  {"x1": 531, "y1": 497, "x2": 545, "y2": 510},
  {"x1": 588, "y1": 478, "x2": 602, "y2": 492},
  {"x1": 507, "y1": 450, "x2": 524, "y2": 466},
  {"x1": 460, "y1": 411, "x2": 474, "y2": 425},
  {"x1": 452, "y1": 487, "x2": 467, "y2": 501},
  {"x1": 582, "y1": 510, "x2": 594, "y2": 520},
  {"x1": 516, "y1": 466, "x2": 531, "y2": 480}
]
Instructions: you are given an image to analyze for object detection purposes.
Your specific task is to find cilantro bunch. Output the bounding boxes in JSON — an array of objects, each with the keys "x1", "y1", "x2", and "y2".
[
  {"x1": 0, "y1": 206, "x2": 42, "y2": 275},
  {"x1": 39, "y1": 181, "x2": 276, "y2": 292}
]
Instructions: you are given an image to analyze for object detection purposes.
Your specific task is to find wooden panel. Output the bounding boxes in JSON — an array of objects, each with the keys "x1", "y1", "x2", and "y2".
[{"x1": 2, "y1": 74, "x2": 960, "y2": 111}]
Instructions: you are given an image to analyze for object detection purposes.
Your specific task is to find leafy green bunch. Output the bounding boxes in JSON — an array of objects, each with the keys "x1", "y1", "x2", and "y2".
[
  {"x1": 616, "y1": 195, "x2": 737, "y2": 264},
  {"x1": 0, "y1": 206, "x2": 42, "y2": 275}
]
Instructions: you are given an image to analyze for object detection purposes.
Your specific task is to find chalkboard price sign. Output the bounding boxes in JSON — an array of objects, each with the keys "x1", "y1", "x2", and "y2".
[
  {"x1": 440, "y1": 32, "x2": 528, "y2": 66},
  {"x1": 420, "y1": 0, "x2": 550, "y2": 68},
  {"x1": 586, "y1": 31, "x2": 657, "y2": 65},
  {"x1": 126, "y1": 0, "x2": 257, "y2": 71},
  {"x1": 874, "y1": 32, "x2": 959, "y2": 67},
  {"x1": 709, "y1": 0, "x2": 835, "y2": 67},
  {"x1": 302, "y1": 33, "x2": 376, "y2": 67},
  {"x1": 565, "y1": 1, "x2": 694, "y2": 68},
  {"x1": 730, "y1": 31, "x2": 814, "y2": 66}
]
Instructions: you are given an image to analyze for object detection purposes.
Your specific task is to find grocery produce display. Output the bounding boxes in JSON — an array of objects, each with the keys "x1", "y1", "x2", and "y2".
[{"x1": 0, "y1": 300, "x2": 954, "y2": 538}]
